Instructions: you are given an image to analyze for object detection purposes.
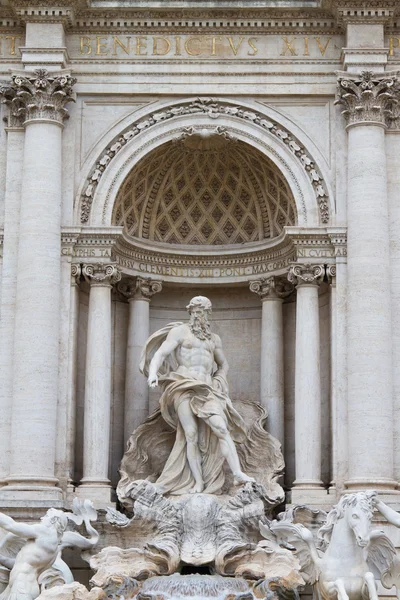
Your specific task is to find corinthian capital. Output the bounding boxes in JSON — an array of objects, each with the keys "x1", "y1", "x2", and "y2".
[
  {"x1": 249, "y1": 276, "x2": 293, "y2": 300},
  {"x1": 82, "y1": 264, "x2": 121, "y2": 287},
  {"x1": 118, "y1": 277, "x2": 162, "y2": 301},
  {"x1": 288, "y1": 263, "x2": 324, "y2": 286},
  {"x1": 0, "y1": 69, "x2": 76, "y2": 125},
  {"x1": 335, "y1": 71, "x2": 400, "y2": 127}
]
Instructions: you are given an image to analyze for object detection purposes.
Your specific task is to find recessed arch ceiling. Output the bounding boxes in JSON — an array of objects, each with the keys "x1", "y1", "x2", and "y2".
[{"x1": 112, "y1": 137, "x2": 297, "y2": 246}]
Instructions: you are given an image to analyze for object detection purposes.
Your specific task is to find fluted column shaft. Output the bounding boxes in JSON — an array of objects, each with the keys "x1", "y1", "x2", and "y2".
[
  {"x1": 249, "y1": 276, "x2": 292, "y2": 446},
  {"x1": 119, "y1": 278, "x2": 162, "y2": 444},
  {"x1": 0, "y1": 71, "x2": 75, "y2": 501},
  {"x1": 336, "y1": 72, "x2": 398, "y2": 490},
  {"x1": 289, "y1": 264, "x2": 324, "y2": 499},
  {"x1": 79, "y1": 264, "x2": 121, "y2": 505}
]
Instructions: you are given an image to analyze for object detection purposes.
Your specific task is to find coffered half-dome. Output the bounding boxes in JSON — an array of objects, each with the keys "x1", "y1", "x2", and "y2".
[{"x1": 112, "y1": 136, "x2": 297, "y2": 246}]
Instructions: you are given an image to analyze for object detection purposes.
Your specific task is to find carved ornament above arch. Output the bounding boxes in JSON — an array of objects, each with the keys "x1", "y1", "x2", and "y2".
[{"x1": 79, "y1": 98, "x2": 331, "y2": 226}]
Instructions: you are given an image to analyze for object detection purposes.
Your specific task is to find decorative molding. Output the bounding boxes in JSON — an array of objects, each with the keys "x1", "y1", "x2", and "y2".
[
  {"x1": 335, "y1": 70, "x2": 400, "y2": 127},
  {"x1": 60, "y1": 227, "x2": 344, "y2": 284},
  {"x1": 326, "y1": 0, "x2": 397, "y2": 25},
  {"x1": 71, "y1": 263, "x2": 81, "y2": 286},
  {"x1": 249, "y1": 275, "x2": 293, "y2": 300},
  {"x1": 82, "y1": 263, "x2": 121, "y2": 287},
  {"x1": 0, "y1": 80, "x2": 24, "y2": 128},
  {"x1": 173, "y1": 126, "x2": 237, "y2": 148},
  {"x1": 326, "y1": 264, "x2": 337, "y2": 281},
  {"x1": 0, "y1": 69, "x2": 76, "y2": 125},
  {"x1": 118, "y1": 277, "x2": 162, "y2": 301},
  {"x1": 288, "y1": 262, "x2": 325, "y2": 286},
  {"x1": 79, "y1": 98, "x2": 330, "y2": 226}
]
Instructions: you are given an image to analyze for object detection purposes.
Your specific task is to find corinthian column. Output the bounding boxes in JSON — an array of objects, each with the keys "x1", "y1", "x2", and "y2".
[
  {"x1": 288, "y1": 263, "x2": 325, "y2": 502},
  {"x1": 0, "y1": 70, "x2": 75, "y2": 503},
  {"x1": 249, "y1": 276, "x2": 293, "y2": 446},
  {"x1": 119, "y1": 277, "x2": 162, "y2": 444},
  {"x1": 336, "y1": 72, "x2": 399, "y2": 491},
  {"x1": 78, "y1": 264, "x2": 121, "y2": 506}
]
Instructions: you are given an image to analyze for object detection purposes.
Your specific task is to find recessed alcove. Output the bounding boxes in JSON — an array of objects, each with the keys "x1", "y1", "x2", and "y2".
[{"x1": 111, "y1": 135, "x2": 297, "y2": 247}]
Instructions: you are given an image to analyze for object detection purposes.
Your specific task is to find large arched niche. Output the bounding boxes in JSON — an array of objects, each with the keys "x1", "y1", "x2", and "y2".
[
  {"x1": 111, "y1": 136, "x2": 297, "y2": 247},
  {"x1": 77, "y1": 98, "x2": 334, "y2": 229}
]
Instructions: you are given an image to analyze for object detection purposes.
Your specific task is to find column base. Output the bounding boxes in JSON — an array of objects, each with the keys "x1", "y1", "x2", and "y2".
[
  {"x1": 0, "y1": 477, "x2": 64, "y2": 507},
  {"x1": 75, "y1": 482, "x2": 114, "y2": 508},
  {"x1": 345, "y1": 478, "x2": 399, "y2": 501},
  {"x1": 290, "y1": 481, "x2": 328, "y2": 505}
]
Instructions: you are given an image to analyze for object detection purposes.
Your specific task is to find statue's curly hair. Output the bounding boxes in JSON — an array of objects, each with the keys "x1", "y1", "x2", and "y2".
[{"x1": 186, "y1": 296, "x2": 212, "y2": 313}]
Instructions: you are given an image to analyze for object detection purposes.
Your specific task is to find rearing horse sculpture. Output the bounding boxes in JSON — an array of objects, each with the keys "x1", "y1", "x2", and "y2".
[{"x1": 264, "y1": 491, "x2": 396, "y2": 600}]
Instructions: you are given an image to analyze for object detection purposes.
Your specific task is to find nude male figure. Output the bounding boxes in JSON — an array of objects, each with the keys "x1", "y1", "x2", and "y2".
[
  {"x1": 147, "y1": 296, "x2": 254, "y2": 493},
  {"x1": 0, "y1": 506, "x2": 98, "y2": 600}
]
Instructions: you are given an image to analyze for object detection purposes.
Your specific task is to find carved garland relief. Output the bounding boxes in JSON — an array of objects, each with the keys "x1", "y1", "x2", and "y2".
[{"x1": 80, "y1": 98, "x2": 330, "y2": 226}]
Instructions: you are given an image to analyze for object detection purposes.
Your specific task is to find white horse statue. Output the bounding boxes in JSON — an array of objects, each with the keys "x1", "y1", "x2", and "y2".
[{"x1": 264, "y1": 491, "x2": 397, "y2": 600}]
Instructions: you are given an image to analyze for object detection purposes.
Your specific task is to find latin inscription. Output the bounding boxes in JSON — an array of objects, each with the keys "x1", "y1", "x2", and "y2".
[
  {"x1": 116, "y1": 256, "x2": 292, "y2": 278},
  {"x1": 66, "y1": 34, "x2": 343, "y2": 60}
]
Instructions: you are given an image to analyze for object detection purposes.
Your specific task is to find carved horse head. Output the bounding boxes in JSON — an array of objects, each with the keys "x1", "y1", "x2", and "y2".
[{"x1": 318, "y1": 491, "x2": 375, "y2": 550}]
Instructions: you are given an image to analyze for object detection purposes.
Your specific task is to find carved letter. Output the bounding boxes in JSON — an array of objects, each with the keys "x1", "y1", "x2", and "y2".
[
  {"x1": 315, "y1": 36, "x2": 331, "y2": 56},
  {"x1": 303, "y1": 36, "x2": 309, "y2": 56},
  {"x1": 280, "y1": 36, "x2": 297, "y2": 56},
  {"x1": 5, "y1": 36, "x2": 21, "y2": 55},
  {"x1": 208, "y1": 36, "x2": 223, "y2": 56},
  {"x1": 136, "y1": 37, "x2": 147, "y2": 55},
  {"x1": 175, "y1": 36, "x2": 182, "y2": 56},
  {"x1": 152, "y1": 37, "x2": 171, "y2": 56},
  {"x1": 113, "y1": 36, "x2": 130, "y2": 55},
  {"x1": 248, "y1": 38, "x2": 258, "y2": 56},
  {"x1": 389, "y1": 37, "x2": 400, "y2": 56},
  {"x1": 80, "y1": 36, "x2": 92, "y2": 54},
  {"x1": 96, "y1": 36, "x2": 108, "y2": 55},
  {"x1": 227, "y1": 36, "x2": 244, "y2": 55},
  {"x1": 185, "y1": 37, "x2": 202, "y2": 56}
]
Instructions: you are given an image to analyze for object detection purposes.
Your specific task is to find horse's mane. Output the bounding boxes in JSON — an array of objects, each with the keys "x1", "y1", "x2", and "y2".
[{"x1": 317, "y1": 491, "x2": 374, "y2": 549}]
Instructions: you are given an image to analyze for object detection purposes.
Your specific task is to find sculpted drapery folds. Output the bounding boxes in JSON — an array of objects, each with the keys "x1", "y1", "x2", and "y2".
[{"x1": 117, "y1": 296, "x2": 285, "y2": 504}]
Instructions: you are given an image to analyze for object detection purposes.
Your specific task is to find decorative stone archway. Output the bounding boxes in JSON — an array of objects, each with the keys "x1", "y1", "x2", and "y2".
[{"x1": 76, "y1": 97, "x2": 334, "y2": 229}]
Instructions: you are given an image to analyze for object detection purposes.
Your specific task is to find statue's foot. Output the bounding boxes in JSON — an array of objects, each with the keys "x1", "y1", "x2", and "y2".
[
  {"x1": 233, "y1": 472, "x2": 255, "y2": 486},
  {"x1": 190, "y1": 481, "x2": 205, "y2": 494}
]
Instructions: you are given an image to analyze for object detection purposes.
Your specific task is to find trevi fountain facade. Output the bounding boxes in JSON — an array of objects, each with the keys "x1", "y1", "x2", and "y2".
[{"x1": 1, "y1": 0, "x2": 400, "y2": 599}]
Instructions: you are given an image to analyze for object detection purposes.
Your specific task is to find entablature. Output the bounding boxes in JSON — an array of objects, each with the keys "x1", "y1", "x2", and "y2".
[{"x1": 61, "y1": 226, "x2": 346, "y2": 285}]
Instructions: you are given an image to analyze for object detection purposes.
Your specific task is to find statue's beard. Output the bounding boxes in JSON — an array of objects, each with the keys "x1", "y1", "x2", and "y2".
[{"x1": 189, "y1": 314, "x2": 211, "y2": 340}]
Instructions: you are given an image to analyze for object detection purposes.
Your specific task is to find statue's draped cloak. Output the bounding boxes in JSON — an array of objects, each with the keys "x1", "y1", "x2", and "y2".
[
  {"x1": 138, "y1": 323, "x2": 247, "y2": 495},
  {"x1": 118, "y1": 323, "x2": 285, "y2": 504}
]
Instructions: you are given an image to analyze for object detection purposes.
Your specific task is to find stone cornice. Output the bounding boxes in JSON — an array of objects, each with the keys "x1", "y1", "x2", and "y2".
[
  {"x1": 61, "y1": 226, "x2": 346, "y2": 285},
  {"x1": 323, "y1": 0, "x2": 398, "y2": 25},
  {"x1": 2, "y1": 0, "x2": 400, "y2": 29}
]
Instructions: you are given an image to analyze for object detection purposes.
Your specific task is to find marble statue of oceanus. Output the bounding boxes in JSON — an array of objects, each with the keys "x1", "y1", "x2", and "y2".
[{"x1": 118, "y1": 296, "x2": 285, "y2": 505}]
